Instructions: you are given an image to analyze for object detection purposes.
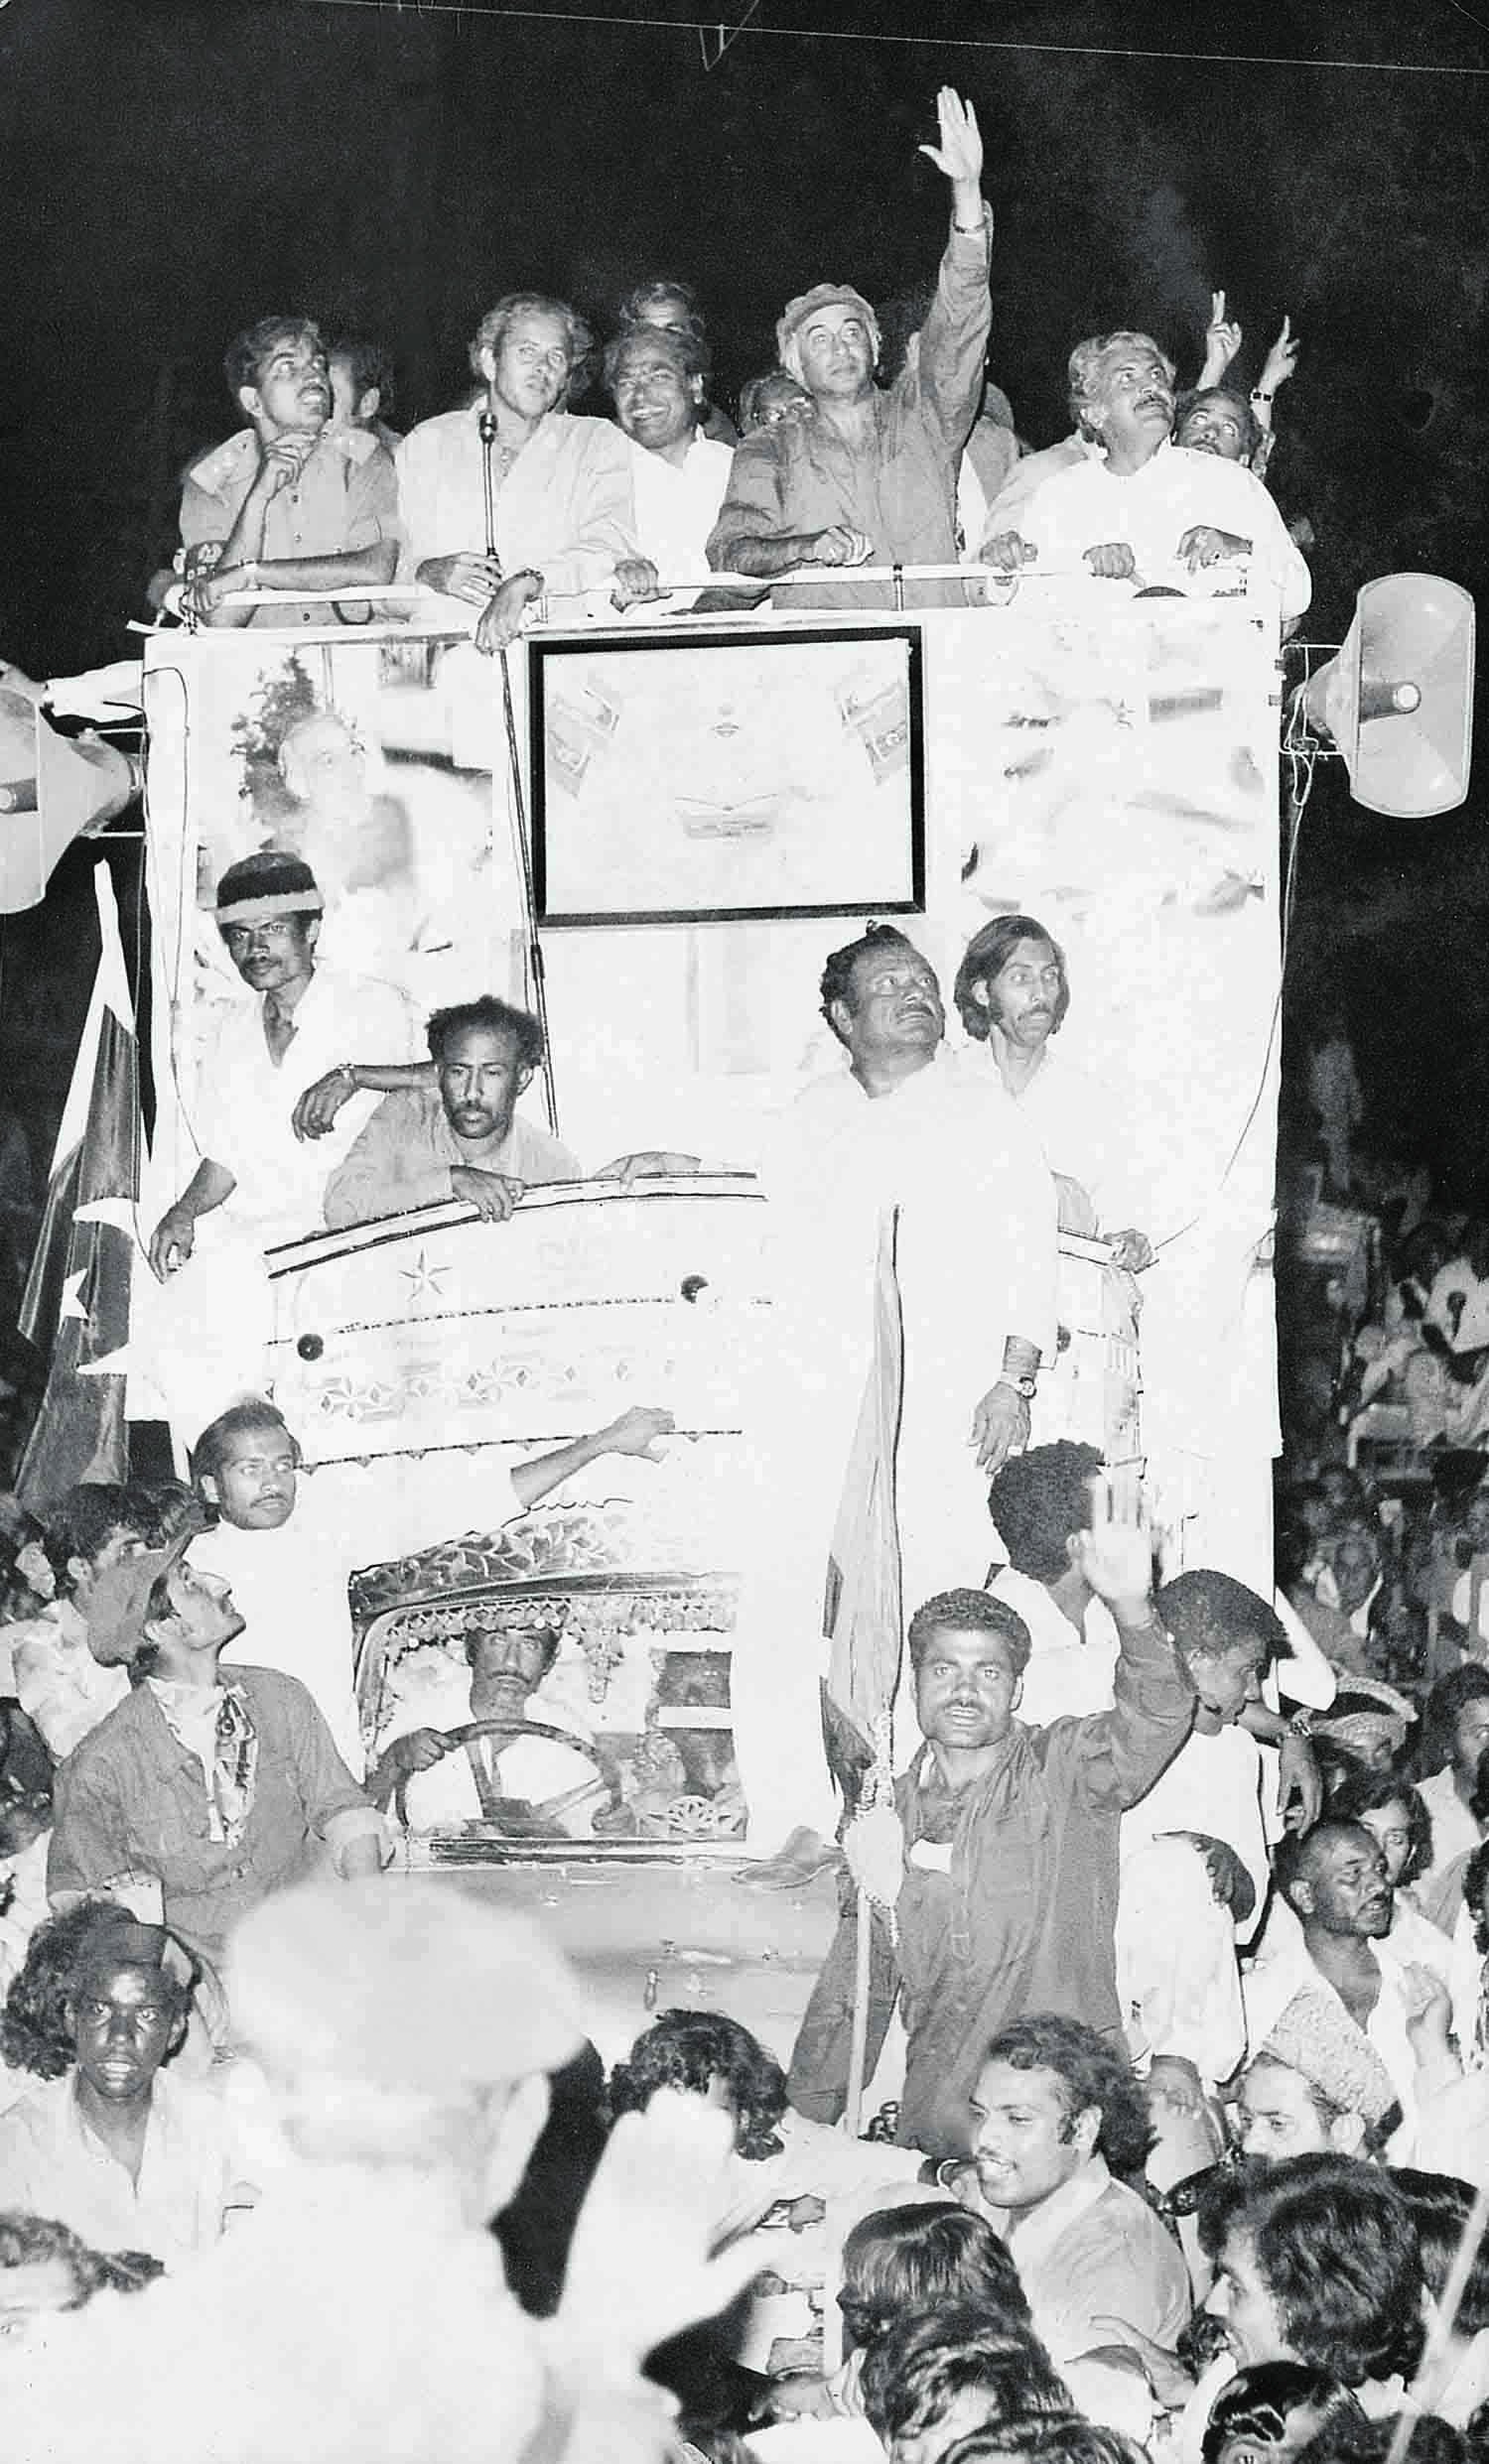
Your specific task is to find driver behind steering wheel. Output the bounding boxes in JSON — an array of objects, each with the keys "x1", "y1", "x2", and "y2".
[{"x1": 368, "y1": 1618, "x2": 612, "y2": 1840}]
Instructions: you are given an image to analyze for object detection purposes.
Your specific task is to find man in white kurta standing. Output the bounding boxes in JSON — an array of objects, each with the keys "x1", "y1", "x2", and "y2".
[
  {"x1": 142, "y1": 851, "x2": 421, "y2": 1432},
  {"x1": 739, "y1": 924, "x2": 1058, "y2": 1865},
  {"x1": 603, "y1": 325, "x2": 735, "y2": 617}
]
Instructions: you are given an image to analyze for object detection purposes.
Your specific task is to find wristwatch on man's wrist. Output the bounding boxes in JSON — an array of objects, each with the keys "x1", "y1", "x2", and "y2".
[{"x1": 997, "y1": 1374, "x2": 1038, "y2": 1401}]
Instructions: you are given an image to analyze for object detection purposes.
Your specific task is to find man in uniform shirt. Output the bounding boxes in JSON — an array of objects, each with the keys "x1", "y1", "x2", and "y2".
[
  {"x1": 707, "y1": 86, "x2": 992, "y2": 611},
  {"x1": 177, "y1": 316, "x2": 399, "y2": 628}
]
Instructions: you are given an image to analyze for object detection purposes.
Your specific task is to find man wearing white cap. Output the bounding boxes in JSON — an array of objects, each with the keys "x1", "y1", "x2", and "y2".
[{"x1": 706, "y1": 85, "x2": 992, "y2": 609}]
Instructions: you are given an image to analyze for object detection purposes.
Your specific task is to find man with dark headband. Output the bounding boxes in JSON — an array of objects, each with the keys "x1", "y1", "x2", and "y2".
[{"x1": 147, "y1": 849, "x2": 419, "y2": 1275}]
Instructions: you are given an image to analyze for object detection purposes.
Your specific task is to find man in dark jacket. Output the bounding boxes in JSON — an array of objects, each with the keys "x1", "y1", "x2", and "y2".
[{"x1": 788, "y1": 1482, "x2": 1194, "y2": 2156}]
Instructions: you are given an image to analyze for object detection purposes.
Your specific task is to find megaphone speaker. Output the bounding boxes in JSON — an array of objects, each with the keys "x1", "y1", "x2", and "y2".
[
  {"x1": 0, "y1": 688, "x2": 139, "y2": 914},
  {"x1": 1302, "y1": 574, "x2": 1474, "y2": 820}
]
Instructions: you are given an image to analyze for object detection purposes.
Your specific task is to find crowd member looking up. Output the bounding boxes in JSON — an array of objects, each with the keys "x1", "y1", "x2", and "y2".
[
  {"x1": 187, "y1": 1392, "x2": 678, "y2": 1777},
  {"x1": 1234, "y1": 1988, "x2": 1402, "y2": 2163},
  {"x1": 319, "y1": 994, "x2": 581, "y2": 1231},
  {"x1": 985, "y1": 1443, "x2": 1121, "y2": 1723},
  {"x1": 788, "y1": 1485, "x2": 1195, "y2": 2156},
  {"x1": 48, "y1": 1536, "x2": 389, "y2": 1983},
  {"x1": 739, "y1": 370, "x2": 813, "y2": 435},
  {"x1": 147, "y1": 850, "x2": 419, "y2": 1278},
  {"x1": 0, "y1": 1876, "x2": 765, "y2": 2464},
  {"x1": 615, "y1": 274, "x2": 738, "y2": 443},
  {"x1": 967, "y1": 2012, "x2": 1188, "y2": 2370},
  {"x1": 1417, "y1": 1669, "x2": 1489, "y2": 1905},
  {"x1": 983, "y1": 329, "x2": 1309, "y2": 621},
  {"x1": 6, "y1": 1481, "x2": 152, "y2": 1759},
  {"x1": 176, "y1": 316, "x2": 399, "y2": 628},
  {"x1": 324, "y1": 328, "x2": 400, "y2": 453},
  {"x1": 860, "y1": 2303, "x2": 1072, "y2": 2464},
  {"x1": 1187, "y1": 299, "x2": 1302, "y2": 485},
  {"x1": 604, "y1": 326, "x2": 736, "y2": 616},
  {"x1": 0, "y1": 1901, "x2": 247, "y2": 2269},
  {"x1": 952, "y1": 916, "x2": 1151, "y2": 1269},
  {"x1": 707, "y1": 86, "x2": 992, "y2": 608},
  {"x1": 396, "y1": 291, "x2": 635, "y2": 651},
  {"x1": 1199, "y1": 2361, "x2": 1367, "y2": 2464}
]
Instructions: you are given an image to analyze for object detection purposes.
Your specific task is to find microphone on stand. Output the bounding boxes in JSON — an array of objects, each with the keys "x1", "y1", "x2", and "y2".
[{"x1": 477, "y1": 408, "x2": 501, "y2": 572}]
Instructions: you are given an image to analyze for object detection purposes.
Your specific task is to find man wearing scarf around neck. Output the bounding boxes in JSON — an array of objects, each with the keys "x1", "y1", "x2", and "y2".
[
  {"x1": 48, "y1": 1537, "x2": 387, "y2": 2000},
  {"x1": 788, "y1": 1479, "x2": 1194, "y2": 2158}
]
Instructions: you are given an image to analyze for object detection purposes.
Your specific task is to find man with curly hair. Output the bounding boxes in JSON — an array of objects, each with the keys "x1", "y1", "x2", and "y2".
[
  {"x1": 176, "y1": 315, "x2": 399, "y2": 630},
  {"x1": 966, "y1": 2012, "x2": 1188, "y2": 2372},
  {"x1": 0, "y1": 1901, "x2": 249, "y2": 2269},
  {"x1": 321, "y1": 993, "x2": 581, "y2": 1232}
]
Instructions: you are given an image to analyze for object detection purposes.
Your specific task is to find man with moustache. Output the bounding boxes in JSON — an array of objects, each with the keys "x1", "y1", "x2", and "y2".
[
  {"x1": 953, "y1": 914, "x2": 1152, "y2": 1268},
  {"x1": 189, "y1": 1393, "x2": 677, "y2": 1773},
  {"x1": 48, "y1": 1539, "x2": 389, "y2": 1979},
  {"x1": 983, "y1": 328, "x2": 1309, "y2": 617},
  {"x1": 396, "y1": 292, "x2": 636, "y2": 648},
  {"x1": 603, "y1": 324, "x2": 735, "y2": 616},
  {"x1": 321, "y1": 993, "x2": 581, "y2": 1231},
  {"x1": 732, "y1": 924, "x2": 1061, "y2": 1870},
  {"x1": 147, "y1": 850, "x2": 421, "y2": 1276},
  {"x1": 177, "y1": 315, "x2": 399, "y2": 628},
  {"x1": 787, "y1": 1488, "x2": 1194, "y2": 2154},
  {"x1": 1244, "y1": 1819, "x2": 1449, "y2": 2161}
]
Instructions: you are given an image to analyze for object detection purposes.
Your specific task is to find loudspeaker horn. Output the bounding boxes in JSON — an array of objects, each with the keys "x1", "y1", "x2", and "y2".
[
  {"x1": 1301, "y1": 574, "x2": 1474, "y2": 820},
  {"x1": 0, "y1": 688, "x2": 139, "y2": 914}
]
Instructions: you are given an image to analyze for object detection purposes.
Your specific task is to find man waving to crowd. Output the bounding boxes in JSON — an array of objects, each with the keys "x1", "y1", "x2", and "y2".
[{"x1": 707, "y1": 86, "x2": 992, "y2": 607}]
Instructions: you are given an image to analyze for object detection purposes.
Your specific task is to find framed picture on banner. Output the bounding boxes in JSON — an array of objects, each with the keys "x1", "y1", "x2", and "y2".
[{"x1": 529, "y1": 623, "x2": 925, "y2": 926}]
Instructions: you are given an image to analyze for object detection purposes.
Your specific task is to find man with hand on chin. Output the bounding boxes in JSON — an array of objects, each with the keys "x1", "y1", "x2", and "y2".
[
  {"x1": 787, "y1": 1479, "x2": 1194, "y2": 2156},
  {"x1": 396, "y1": 292, "x2": 635, "y2": 651},
  {"x1": 177, "y1": 317, "x2": 399, "y2": 629}
]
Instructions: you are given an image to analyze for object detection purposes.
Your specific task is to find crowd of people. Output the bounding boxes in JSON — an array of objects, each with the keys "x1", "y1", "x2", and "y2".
[
  {"x1": 3, "y1": 76, "x2": 1483, "y2": 2464},
  {"x1": 135, "y1": 86, "x2": 1309, "y2": 643}
]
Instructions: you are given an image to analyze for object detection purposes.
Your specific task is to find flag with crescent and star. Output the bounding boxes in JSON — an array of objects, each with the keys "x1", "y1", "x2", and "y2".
[{"x1": 16, "y1": 861, "x2": 139, "y2": 1510}]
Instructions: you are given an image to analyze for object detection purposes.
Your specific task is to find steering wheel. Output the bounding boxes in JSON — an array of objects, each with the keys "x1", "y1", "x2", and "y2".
[{"x1": 426, "y1": 1716, "x2": 617, "y2": 1833}]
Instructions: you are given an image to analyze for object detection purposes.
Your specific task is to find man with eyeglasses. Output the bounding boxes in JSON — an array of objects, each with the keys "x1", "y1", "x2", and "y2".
[
  {"x1": 396, "y1": 292, "x2": 637, "y2": 648},
  {"x1": 147, "y1": 850, "x2": 420, "y2": 1279}
]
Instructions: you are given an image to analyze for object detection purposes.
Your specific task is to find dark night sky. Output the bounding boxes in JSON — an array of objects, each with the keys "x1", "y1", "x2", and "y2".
[{"x1": 1, "y1": 0, "x2": 1487, "y2": 1191}]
